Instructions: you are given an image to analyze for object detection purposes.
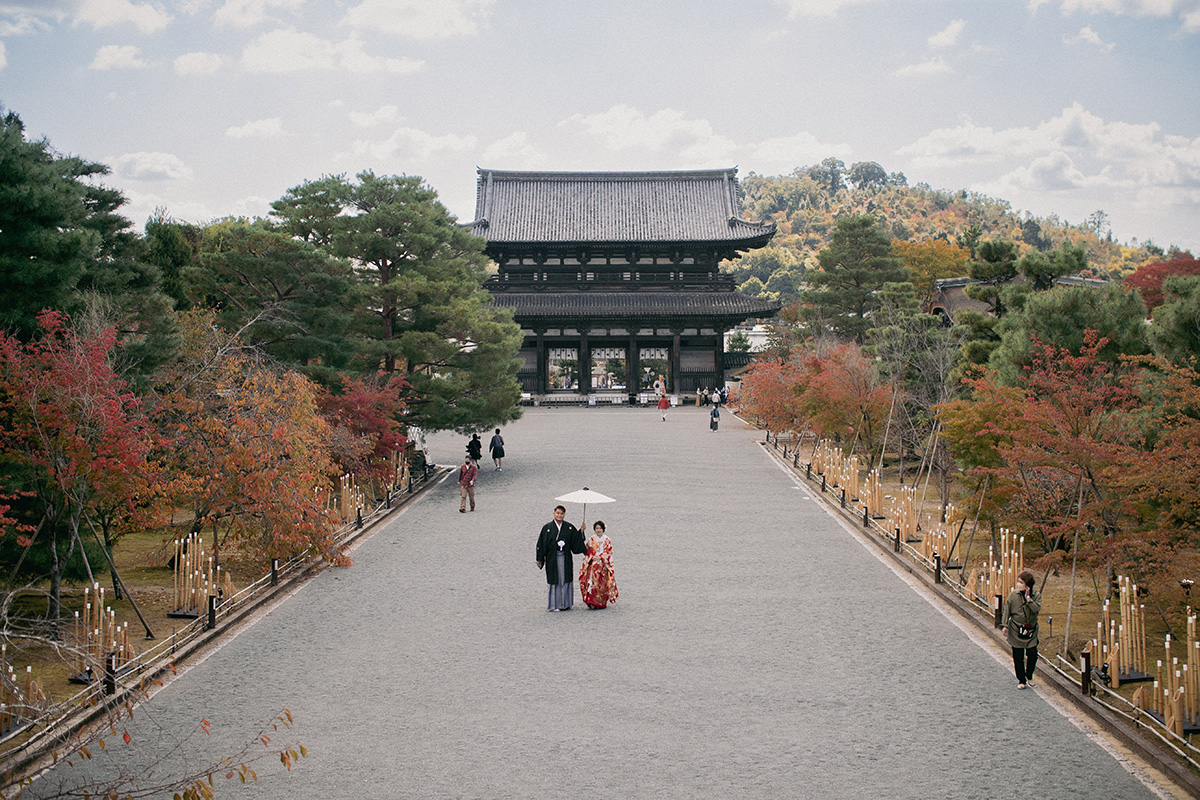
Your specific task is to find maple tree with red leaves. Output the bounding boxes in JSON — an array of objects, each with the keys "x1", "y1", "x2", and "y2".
[
  {"x1": 939, "y1": 332, "x2": 1140, "y2": 559},
  {"x1": 317, "y1": 373, "x2": 408, "y2": 483},
  {"x1": 794, "y1": 343, "x2": 893, "y2": 465},
  {"x1": 1124, "y1": 253, "x2": 1200, "y2": 310},
  {"x1": 0, "y1": 311, "x2": 157, "y2": 630},
  {"x1": 734, "y1": 357, "x2": 806, "y2": 436}
]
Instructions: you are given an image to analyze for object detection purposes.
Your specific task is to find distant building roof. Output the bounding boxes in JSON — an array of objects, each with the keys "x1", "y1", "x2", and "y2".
[
  {"x1": 491, "y1": 291, "x2": 780, "y2": 322},
  {"x1": 930, "y1": 274, "x2": 1109, "y2": 321},
  {"x1": 469, "y1": 168, "x2": 775, "y2": 247}
]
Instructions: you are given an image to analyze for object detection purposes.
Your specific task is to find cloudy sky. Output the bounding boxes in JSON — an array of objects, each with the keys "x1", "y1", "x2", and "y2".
[{"x1": 3, "y1": 0, "x2": 1199, "y2": 251}]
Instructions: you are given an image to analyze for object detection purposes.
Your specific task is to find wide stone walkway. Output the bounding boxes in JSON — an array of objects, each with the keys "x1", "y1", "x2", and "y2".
[{"x1": 42, "y1": 407, "x2": 1175, "y2": 798}]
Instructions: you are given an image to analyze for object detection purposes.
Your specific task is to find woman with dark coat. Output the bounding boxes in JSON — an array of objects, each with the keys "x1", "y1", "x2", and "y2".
[
  {"x1": 488, "y1": 428, "x2": 505, "y2": 471},
  {"x1": 1001, "y1": 570, "x2": 1042, "y2": 689}
]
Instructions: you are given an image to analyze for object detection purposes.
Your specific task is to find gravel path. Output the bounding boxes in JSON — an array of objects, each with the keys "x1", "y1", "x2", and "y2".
[{"x1": 40, "y1": 407, "x2": 1172, "y2": 799}]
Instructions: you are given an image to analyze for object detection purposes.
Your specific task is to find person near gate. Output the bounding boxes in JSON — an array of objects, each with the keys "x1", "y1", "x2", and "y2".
[
  {"x1": 535, "y1": 505, "x2": 586, "y2": 611},
  {"x1": 658, "y1": 392, "x2": 670, "y2": 421},
  {"x1": 710, "y1": 404, "x2": 720, "y2": 431},
  {"x1": 489, "y1": 428, "x2": 505, "y2": 471},
  {"x1": 1001, "y1": 570, "x2": 1041, "y2": 689},
  {"x1": 457, "y1": 454, "x2": 477, "y2": 513}
]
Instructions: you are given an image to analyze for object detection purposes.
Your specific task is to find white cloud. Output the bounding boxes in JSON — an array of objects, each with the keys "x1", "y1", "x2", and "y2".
[
  {"x1": 559, "y1": 105, "x2": 719, "y2": 153},
  {"x1": 349, "y1": 105, "x2": 402, "y2": 127},
  {"x1": 112, "y1": 151, "x2": 193, "y2": 181},
  {"x1": 774, "y1": 0, "x2": 890, "y2": 17},
  {"x1": 242, "y1": 29, "x2": 424, "y2": 74},
  {"x1": 748, "y1": 133, "x2": 853, "y2": 175},
  {"x1": 1063, "y1": 25, "x2": 1115, "y2": 48},
  {"x1": 899, "y1": 104, "x2": 1200, "y2": 247},
  {"x1": 557, "y1": 105, "x2": 851, "y2": 173},
  {"x1": 893, "y1": 56, "x2": 952, "y2": 78},
  {"x1": 0, "y1": 12, "x2": 50, "y2": 36},
  {"x1": 342, "y1": 126, "x2": 477, "y2": 163},
  {"x1": 999, "y1": 150, "x2": 1092, "y2": 191},
  {"x1": 76, "y1": 0, "x2": 171, "y2": 34},
  {"x1": 214, "y1": 0, "x2": 303, "y2": 27},
  {"x1": 928, "y1": 19, "x2": 966, "y2": 48},
  {"x1": 898, "y1": 103, "x2": 1200, "y2": 175},
  {"x1": 341, "y1": 0, "x2": 494, "y2": 39},
  {"x1": 174, "y1": 50, "x2": 223, "y2": 74},
  {"x1": 225, "y1": 117, "x2": 286, "y2": 138},
  {"x1": 480, "y1": 131, "x2": 548, "y2": 167},
  {"x1": 89, "y1": 44, "x2": 151, "y2": 69},
  {"x1": 1030, "y1": 0, "x2": 1200, "y2": 32}
]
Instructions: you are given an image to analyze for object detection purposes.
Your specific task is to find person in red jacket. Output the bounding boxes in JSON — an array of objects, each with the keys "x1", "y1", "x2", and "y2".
[
  {"x1": 457, "y1": 455, "x2": 477, "y2": 513},
  {"x1": 657, "y1": 393, "x2": 670, "y2": 421}
]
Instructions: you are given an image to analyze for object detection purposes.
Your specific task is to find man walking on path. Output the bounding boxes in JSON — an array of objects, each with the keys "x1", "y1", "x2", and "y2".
[
  {"x1": 489, "y1": 428, "x2": 505, "y2": 471},
  {"x1": 536, "y1": 504, "x2": 586, "y2": 611},
  {"x1": 458, "y1": 455, "x2": 477, "y2": 512}
]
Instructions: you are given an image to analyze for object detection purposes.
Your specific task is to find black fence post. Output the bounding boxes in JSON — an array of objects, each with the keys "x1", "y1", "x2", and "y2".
[
  {"x1": 894, "y1": 528, "x2": 901, "y2": 553},
  {"x1": 103, "y1": 651, "x2": 116, "y2": 696},
  {"x1": 793, "y1": 453, "x2": 799, "y2": 468},
  {"x1": 207, "y1": 595, "x2": 217, "y2": 631},
  {"x1": 806, "y1": 463, "x2": 812, "y2": 480},
  {"x1": 270, "y1": 558, "x2": 278, "y2": 587},
  {"x1": 356, "y1": 508, "x2": 363, "y2": 529},
  {"x1": 1082, "y1": 650, "x2": 1092, "y2": 695},
  {"x1": 934, "y1": 554, "x2": 942, "y2": 584},
  {"x1": 863, "y1": 504, "x2": 870, "y2": 528},
  {"x1": 821, "y1": 475, "x2": 826, "y2": 492},
  {"x1": 385, "y1": 490, "x2": 391, "y2": 509},
  {"x1": 993, "y1": 594, "x2": 1003, "y2": 628},
  {"x1": 840, "y1": 488, "x2": 846, "y2": 508}
]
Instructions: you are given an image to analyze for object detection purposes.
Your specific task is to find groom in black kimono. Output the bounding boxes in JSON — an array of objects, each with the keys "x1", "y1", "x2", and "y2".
[{"x1": 535, "y1": 505, "x2": 586, "y2": 611}]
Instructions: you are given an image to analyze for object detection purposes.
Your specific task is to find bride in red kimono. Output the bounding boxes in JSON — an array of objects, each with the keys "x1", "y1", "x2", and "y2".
[{"x1": 579, "y1": 521, "x2": 618, "y2": 609}]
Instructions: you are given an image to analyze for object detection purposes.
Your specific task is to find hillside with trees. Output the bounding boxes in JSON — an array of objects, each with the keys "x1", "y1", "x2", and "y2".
[{"x1": 724, "y1": 158, "x2": 1184, "y2": 306}]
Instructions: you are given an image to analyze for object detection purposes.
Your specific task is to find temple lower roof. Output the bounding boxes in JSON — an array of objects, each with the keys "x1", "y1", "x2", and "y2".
[{"x1": 489, "y1": 290, "x2": 780, "y2": 323}]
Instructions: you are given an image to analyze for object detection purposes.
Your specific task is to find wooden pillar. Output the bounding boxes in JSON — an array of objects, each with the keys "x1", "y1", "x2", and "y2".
[
  {"x1": 671, "y1": 330, "x2": 682, "y2": 394},
  {"x1": 627, "y1": 331, "x2": 639, "y2": 402},
  {"x1": 535, "y1": 329, "x2": 547, "y2": 395},
  {"x1": 579, "y1": 329, "x2": 591, "y2": 395},
  {"x1": 715, "y1": 327, "x2": 726, "y2": 390}
]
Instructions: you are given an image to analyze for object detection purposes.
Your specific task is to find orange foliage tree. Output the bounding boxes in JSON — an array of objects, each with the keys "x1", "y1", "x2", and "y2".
[
  {"x1": 734, "y1": 342, "x2": 893, "y2": 465},
  {"x1": 733, "y1": 357, "x2": 806, "y2": 435},
  {"x1": 893, "y1": 238, "x2": 970, "y2": 305},
  {"x1": 795, "y1": 343, "x2": 893, "y2": 465},
  {"x1": 155, "y1": 312, "x2": 341, "y2": 568}
]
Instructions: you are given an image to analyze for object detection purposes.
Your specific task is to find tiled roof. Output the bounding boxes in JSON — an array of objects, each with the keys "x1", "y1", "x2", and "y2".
[
  {"x1": 469, "y1": 169, "x2": 775, "y2": 246},
  {"x1": 489, "y1": 291, "x2": 780, "y2": 321}
]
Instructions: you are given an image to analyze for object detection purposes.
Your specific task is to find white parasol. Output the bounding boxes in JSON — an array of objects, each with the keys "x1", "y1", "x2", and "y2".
[{"x1": 555, "y1": 487, "x2": 615, "y2": 530}]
